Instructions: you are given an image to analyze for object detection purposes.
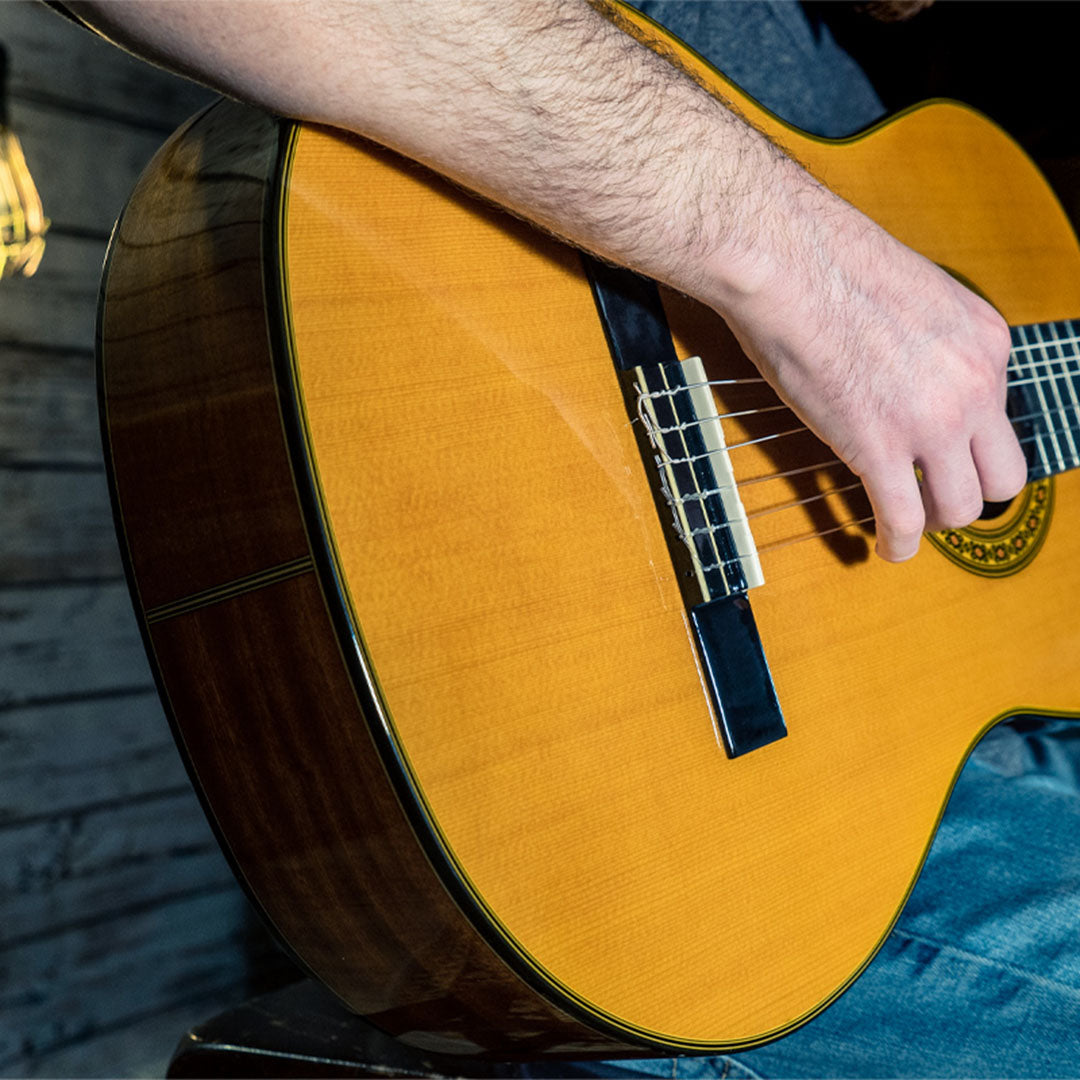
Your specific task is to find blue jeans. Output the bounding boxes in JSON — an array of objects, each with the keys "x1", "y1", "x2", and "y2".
[
  {"x1": 521, "y1": 719, "x2": 1080, "y2": 1078},
  {"x1": 607, "y1": 719, "x2": 1080, "y2": 1077},
  {"x1": 527, "y1": 4, "x2": 1080, "y2": 1076}
]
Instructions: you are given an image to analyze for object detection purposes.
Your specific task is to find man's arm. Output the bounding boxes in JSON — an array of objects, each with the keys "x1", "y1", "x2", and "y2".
[{"x1": 69, "y1": 0, "x2": 1026, "y2": 561}]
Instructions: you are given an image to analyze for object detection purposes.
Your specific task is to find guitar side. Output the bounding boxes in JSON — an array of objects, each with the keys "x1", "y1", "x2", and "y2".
[{"x1": 99, "y1": 17, "x2": 1080, "y2": 1060}]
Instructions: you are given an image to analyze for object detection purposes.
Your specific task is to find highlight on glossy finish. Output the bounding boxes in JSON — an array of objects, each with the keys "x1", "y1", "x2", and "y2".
[{"x1": 97, "y1": 1, "x2": 1080, "y2": 1058}]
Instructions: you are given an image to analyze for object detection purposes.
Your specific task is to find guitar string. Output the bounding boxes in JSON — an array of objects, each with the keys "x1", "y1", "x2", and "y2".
[
  {"x1": 680, "y1": 481, "x2": 866, "y2": 541},
  {"x1": 660, "y1": 420, "x2": 1060, "y2": 546},
  {"x1": 642, "y1": 397, "x2": 1080, "y2": 470},
  {"x1": 681, "y1": 441, "x2": 1061, "y2": 573},
  {"x1": 640, "y1": 392, "x2": 1073, "y2": 559},
  {"x1": 642, "y1": 355, "x2": 1080, "y2": 404},
  {"x1": 665, "y1": 430, "x2": 1062, "y2": 574},
  {"x1": 649, "y1": 416, "x2": 1072, "y2": 570},
  {"x1": 647, "y1": 399, "x2": 1077, "y2": 442},
  {"x1": 640, "y1": 364, "x2": 1080, "y2": 458},
  {"x1": 640, "y1": 330, "x2": 1080, "y2": 571},
  {"x1": 651, "y1": 361, "x2": 736, "y2": 587}
]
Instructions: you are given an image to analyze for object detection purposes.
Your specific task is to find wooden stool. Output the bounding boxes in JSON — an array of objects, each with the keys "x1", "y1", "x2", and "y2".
[{"x1": 167, "y1": 978, "x2": 519, "y2": 1079}]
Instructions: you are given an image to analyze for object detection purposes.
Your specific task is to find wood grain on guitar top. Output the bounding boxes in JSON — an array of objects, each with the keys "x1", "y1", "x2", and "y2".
[{"x1": 99, "y1": 4, "x2": 1080, "y2": 1057}]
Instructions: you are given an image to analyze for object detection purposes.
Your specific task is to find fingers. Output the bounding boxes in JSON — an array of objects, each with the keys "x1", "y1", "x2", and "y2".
[
  {"x1": 917, "y1": 397, "x2": 1026, "y2": 532},
  {"x1": 861, "y1": 464, "x2": 925, "y2": 562},
  {"x1": 865, "y1": 417, "x2": 1027, "y2": 560},
  {"x1": 971, "y1": 415, "x2": 1028, "y2": 504},
  {"x1": 919, "y1": 446, "x2": 984, "y2": 533}
]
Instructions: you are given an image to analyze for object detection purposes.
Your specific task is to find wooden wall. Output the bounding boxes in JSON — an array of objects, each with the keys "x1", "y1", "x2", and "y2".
[{"x1": 0, "y1": 5, "x2": 293, "y2": 1075}]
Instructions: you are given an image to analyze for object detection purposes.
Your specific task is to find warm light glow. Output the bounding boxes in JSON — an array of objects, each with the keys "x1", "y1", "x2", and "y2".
[{"x1": 0, "y1": 124, "x2": 48, "y2": 278}]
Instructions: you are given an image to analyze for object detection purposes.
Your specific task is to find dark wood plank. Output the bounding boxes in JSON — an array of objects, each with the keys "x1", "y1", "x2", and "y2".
[
  {"x1": 0, "y1": 789, "x2": 235, "y2": 944},
  {"x1": 3, "y1": 232, "x2": 106, "y2": 352},
  {"x1": 20, "y1": 984, "x2": 252, "y2": 1080},
  {"x1": 0, "y1": 346, "x2": 99, "y2": 467},
  {"x1": 0, "y1": 1, "x2": 213, "y2": 128},
  {"x1": 0, "y1": 582, "x2": 150, "y2": 707},
  {"x1": 0, "y1": 690, "x2": 181, "y2": 824},
  {"x1": 0, "y1": 469, "x2": 122, "y2": 582},
  {"x1": 11, "y1": 98, "x2": 172, "y2": 236},
  {"x1": 0, "y1": 886, "x2": 265, "y2": 1068}
]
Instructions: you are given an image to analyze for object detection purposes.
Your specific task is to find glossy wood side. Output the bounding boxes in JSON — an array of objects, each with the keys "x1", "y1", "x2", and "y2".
[
  {"x1": 100, "y1": 99, "x2": 641, "y2": 1058},
  {"x1": 283, "y1": 43, "x2": 1080, "y2": 1051},
  {"x1": 100, "y1": 102, "x2": 308, "y2": 613},
  {"x1": 145, "y1": 573, "x2": 631, "y2": 1058}
]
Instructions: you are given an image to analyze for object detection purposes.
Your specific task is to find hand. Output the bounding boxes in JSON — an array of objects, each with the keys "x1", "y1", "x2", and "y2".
[{"x1": 709, "y1": 180, "x2": 1027, "y2": 562}]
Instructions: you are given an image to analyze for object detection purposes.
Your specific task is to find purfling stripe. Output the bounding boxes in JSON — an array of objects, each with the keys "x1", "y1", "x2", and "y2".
[{"x1": 144, "y1": 556, "x2": 313, "y2": 623}]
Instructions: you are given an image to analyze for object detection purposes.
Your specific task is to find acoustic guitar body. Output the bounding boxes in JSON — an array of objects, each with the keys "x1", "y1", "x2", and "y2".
[{"x1": 98, "y1": 6, "x2": 1080, "y2": 1059}]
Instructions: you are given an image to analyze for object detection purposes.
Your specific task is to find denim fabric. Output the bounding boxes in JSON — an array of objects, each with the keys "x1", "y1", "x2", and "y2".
[
  {"x1": 535, "y1": 720, "x2": 1080, "y2": 1078},
  {"x1": 521, "y1": 4, "x2": 1080, "y2": 1076}
]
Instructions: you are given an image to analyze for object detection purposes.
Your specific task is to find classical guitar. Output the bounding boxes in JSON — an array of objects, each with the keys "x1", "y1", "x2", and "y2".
[{"x1": 97, "y1": 3, "x2": 1080, "y2": 1060}]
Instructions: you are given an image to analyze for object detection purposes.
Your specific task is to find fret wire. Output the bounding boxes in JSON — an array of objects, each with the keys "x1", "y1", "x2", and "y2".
[
  {"x1": 1010, "y1": 340, "x2": 1080, "y2": 355},
  {"x1": 1033, "y1": 321, "x2": 1080, "y2": 463},
  {"x1": 1014, "y1": 324, "x2": 1058, "y2": 473},
  {"x1": 1011, "y1": 318, "x2": 1080, "y2": 354},
  {"x1": 1056, "y1": 320, "x2": 1080, "y2": 465},
  {"x1": 1011, "y1": 333, "x2": 1080, "y2": 353},
  {"x1": 1032, "y1": 322, "x2": 1070, "y2": 466},
  {"x1": 1007, "y1": 356, "x2": 1080, "y2": 378},
  {"x1": 1012, "y1": 321, "x2": 1080, "y2": 468},
  {"x1": 1017, "y1": 430, "x2": 1071, "y2": 449},
  {"x1": 1007, "y1": 371, "x2": 1080, "y2": 389}
]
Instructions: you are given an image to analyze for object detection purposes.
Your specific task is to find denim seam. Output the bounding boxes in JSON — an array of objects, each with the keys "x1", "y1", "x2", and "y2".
[{"x1": 894, "y1": 927, "x2": 1080, "y2": 1001}]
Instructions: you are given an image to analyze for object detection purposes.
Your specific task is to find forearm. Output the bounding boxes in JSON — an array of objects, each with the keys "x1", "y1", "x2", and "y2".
[
  {"x1": 67, "y1": 0, "x2": 1026, "y2": 560},
  {"x1": 67, "y1": 0, "x2": 799, "y2": 309}
]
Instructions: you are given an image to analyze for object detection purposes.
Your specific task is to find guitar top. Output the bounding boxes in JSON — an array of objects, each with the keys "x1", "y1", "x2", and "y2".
[{"x1": 97, "y1": 2, "x2": 1080, "y2": 1058}]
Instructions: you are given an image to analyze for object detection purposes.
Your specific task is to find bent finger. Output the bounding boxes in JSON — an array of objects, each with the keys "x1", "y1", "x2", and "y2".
[
  {"x1": 971, "y1": 416, "x2": 1028, "y2": 504},
  {"x1": 862, "y1": 463, "x2": 925, "y2": 562},
  {"x1": 919, "y1": 448, "x2": 984, "y2": 532}
]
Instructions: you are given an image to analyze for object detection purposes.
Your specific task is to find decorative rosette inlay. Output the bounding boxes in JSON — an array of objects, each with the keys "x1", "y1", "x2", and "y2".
[{"x1": 927, "y1": 478, "x2": 1054, "y2": 576}]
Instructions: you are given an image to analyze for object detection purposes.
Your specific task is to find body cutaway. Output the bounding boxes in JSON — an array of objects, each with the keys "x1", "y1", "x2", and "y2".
[{"x1": 98, "y1": 6, "x2": 1080, "y2": 1059}]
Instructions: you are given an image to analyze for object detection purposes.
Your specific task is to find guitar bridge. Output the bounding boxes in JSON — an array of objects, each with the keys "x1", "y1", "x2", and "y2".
[
  {"x1": 635, "y1": 355, "x2": 765, "y2": 599},
  {"x1": 583, "y1": 256, "x2": 786, "y2": 758}
]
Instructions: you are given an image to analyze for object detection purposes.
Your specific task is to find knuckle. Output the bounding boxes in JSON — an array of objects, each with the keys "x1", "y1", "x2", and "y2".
[
  {"x1": 931, "y1": 399, "x2": 966, "y2": 437},
  {"x1": 989, "y1": 455, "x2": 1028, "y2": 502},
  {"x1": 966, "y1": 360, "x2": 1001, "y2": 407},
  {"x1": 988, "y1": 314, "x2": 1013, "y2": 362},
  {"x1": 939, "y1": 492, "x2": 983, "y2": 529},
  {"x1": 886, "y1": 502, "x2": 925, "y2": 539},
  {"x1": 1009, "y1": 457, "x2": 1029, "y2": 492},
  {"x1": 977, "y1": 309, "x2": 1012, "y2": 358}
]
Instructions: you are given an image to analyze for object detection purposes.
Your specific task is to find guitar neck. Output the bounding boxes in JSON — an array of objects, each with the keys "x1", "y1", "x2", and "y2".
[{"x1": 1007, "y1": 319, "x2": 1080, "y2": 480}]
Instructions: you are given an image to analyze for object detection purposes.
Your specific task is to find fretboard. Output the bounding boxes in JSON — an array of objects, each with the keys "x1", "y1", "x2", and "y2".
[{"x1": 1007, "y1": 320, "x2": 1080, "y2": 480}]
